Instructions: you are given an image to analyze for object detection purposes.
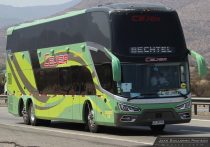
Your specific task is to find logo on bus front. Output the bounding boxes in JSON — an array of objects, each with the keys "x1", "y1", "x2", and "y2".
[
  {"x1": 44, "y1": 53, "x2": 69, "y2": 67},
  {"x1": 145, "y1": 57, "x2": 168, "y2": 62},
  {"x1": 130, "y1": 46, "x2": 175, "y2": 55}
]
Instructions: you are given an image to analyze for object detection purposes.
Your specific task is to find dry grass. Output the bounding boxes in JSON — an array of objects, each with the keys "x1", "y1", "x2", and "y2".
[{"x1": 191, "y1": 67, "x2": 210, "y2": 97}]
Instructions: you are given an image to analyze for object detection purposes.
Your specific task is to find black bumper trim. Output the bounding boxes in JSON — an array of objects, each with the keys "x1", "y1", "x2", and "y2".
[{"x1": 115, "y1": 108, "x2": 191, "y2": 126}]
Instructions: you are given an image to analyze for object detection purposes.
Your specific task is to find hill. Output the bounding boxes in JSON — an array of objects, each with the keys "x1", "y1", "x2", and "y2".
[
  {"x1": 67, "y1": 0, "x2": 210, "y2": 64},
  {"x1": 1, "y1": 0, "x2": 210, "y2": 65},
  {"x1": 0, "y1": 0, "x2": 81, "y2": 28},
  {"x1": 0, "y1": 0, "x2": 81, "y2": 67}
]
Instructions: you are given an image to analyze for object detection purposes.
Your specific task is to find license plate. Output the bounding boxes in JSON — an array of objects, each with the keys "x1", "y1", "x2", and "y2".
[{"x1": 152, "y1": 120, "x2": 165, "y2": 125}]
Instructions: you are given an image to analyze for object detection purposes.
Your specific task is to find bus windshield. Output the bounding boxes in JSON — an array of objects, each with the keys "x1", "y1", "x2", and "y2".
[
  {"x1": 111, "y1": 11, "x2": 186, "y2": 56},
  {"x1": 120, "y1": 63, "x2": 189, "y2": 98}
]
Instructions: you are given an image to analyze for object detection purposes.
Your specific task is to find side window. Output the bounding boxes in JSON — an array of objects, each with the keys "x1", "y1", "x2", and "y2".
[
  {"x1": 35, "y1": 66, "x2": 95, "y2": 95},
  {"x1": 35, "y1": 69, "x2": 60, "y2": 95},
  {"x1": 9, "y1": 12, "x2": 111, "y2": 53},
  {"x1": 80, "y1": 67, "x2": 96, "y2": 95},
  {"x1": 86, "y1": 12, "x2": 111, "y2": 49},
  {"x1": 95, "y1": 64, "x2": 117, "y2": 94}
]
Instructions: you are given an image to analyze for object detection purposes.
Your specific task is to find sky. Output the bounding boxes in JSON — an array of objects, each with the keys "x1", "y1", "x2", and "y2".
[{"x1": 0, "y1": 0, "x2": 72, "y2": 7}]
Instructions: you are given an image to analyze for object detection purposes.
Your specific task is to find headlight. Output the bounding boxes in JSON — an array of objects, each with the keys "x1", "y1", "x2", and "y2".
[
  {"x1": 176, "y1": 101, "x2": 191, "y2": 110},
  {"x1": 118, "y1": 103, "x2": 141, "y2": 112}
]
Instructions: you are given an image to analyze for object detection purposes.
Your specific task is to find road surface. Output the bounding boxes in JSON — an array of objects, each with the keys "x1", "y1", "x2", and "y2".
[{"x1": 0, "y1": 107, "x2": 209, "y2": 147}]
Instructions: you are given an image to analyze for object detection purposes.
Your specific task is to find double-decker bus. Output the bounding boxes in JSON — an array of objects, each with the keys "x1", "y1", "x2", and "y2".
[{"x1": 6, "y1": 3, "x2": 207, "y2": 132}]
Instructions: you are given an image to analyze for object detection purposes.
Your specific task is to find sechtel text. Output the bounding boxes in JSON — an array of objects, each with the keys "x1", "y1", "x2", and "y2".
[{"x1": 130, "y1": 46, "x2": 175, "y2": 54}]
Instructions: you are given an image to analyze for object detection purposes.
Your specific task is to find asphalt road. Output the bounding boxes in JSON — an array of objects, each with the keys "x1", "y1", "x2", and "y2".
[{"x1": 0, "y1": 107, "x2": 210, "y2": 147}]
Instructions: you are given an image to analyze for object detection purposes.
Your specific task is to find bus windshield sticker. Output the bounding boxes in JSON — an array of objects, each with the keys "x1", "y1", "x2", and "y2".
[
  {"x1": 181, "y1": 83, "x2": 187, "y2": 89},
  {"x1": 130, "y1": 93, "x2": 140, "y2": 98},
  {"x1": 121, "y1": 83, "x2": 132, "y2": 93}
]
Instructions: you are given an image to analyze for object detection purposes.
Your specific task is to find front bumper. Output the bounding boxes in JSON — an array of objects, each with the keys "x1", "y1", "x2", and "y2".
[{"x1": 115, "y1": 108, "x2": 191, "y2": 126}]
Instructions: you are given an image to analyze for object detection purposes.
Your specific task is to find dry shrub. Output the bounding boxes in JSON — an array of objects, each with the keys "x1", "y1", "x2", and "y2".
[{"x1": 191, "y1": 67, "x2": 210, "y2": 97}]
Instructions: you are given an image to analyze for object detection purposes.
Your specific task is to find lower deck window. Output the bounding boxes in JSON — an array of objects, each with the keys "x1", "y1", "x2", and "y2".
[{"x1": 34, "y1": 66, "x2": 96, "y2": 95}]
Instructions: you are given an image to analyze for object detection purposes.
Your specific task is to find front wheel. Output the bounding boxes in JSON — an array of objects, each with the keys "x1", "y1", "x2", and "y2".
[
  {"x1": 150, "y1": 125, "x2": 165, "y2": 132},
  {"x1": 86, "y1": 104, "x2": 99, "y2": 133}
]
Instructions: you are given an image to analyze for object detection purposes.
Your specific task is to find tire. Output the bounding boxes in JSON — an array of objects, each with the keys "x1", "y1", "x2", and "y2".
[
  {"x1": 29, "y1": 102, "x2": 40, "y2": 126},
  {"x1": 29, "y1": 102, "x2": 51, "y2": 126},
  {"x1": 86, "y1": 103, "x2": 99, "y2": 133},
  {"x1": 22, "y1": 107, "x2": 30, "y2": 125},
  {"x1": 150, "y1": 125, "x2": 165, "y2": 132}
]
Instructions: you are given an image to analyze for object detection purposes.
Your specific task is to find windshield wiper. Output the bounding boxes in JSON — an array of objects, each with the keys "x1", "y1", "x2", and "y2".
[
  {"x1": 127, "y1": 93, "x2": 158, "y2": 101},
  {"x1": 176, "y1": 90, "x2": 189, "y2": 99},
  {"x1": 127, "y1": 96, "x2": 142, "y2": 101}
]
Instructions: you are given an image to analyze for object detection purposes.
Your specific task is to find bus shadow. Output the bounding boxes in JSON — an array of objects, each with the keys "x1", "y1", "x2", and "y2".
[{"x1": 42, "y1": 121, "x2": 210, "y2": 136}]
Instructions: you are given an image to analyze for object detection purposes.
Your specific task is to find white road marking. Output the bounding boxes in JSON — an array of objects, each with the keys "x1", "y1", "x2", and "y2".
[
  {"x1": 0, "y1": 123, "x2": 153, "y2": 145},
  {"x1": 179, "y1": 130, "x2": 206, "y2": 133},
  {"x1": 192, "y1": 119, "x2": 210, "y2": 122}
]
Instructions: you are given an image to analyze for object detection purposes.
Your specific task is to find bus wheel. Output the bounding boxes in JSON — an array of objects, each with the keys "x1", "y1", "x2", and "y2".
[
  {"x1": 29, "y1": 102, "x2": 39, "y2": 126},
  {"x1": 150, "y1": 125, "x2": 165, "y2": 132},
  {"x1": 22, "y1": 106, "x2": 30, "y2": 125},
  {"x1": 86, "y1": 104, "x2": 99, "y2": 133}
]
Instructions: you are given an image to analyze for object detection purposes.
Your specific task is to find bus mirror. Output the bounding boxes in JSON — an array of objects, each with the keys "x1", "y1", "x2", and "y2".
[
  {"x1": 189, "y1": 49, "x2": 208, "y2": 78},
  {"x1": 111, "y1": 56, "x2": 121, "y2": 82},
  {"x1": 105, "y1": 49, "x2": 121, "y2": 82}
]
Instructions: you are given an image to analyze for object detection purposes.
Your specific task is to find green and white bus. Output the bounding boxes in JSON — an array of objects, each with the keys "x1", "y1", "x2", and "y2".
[{"x1": 6, "y1": 3, "x2": 207, "y2": 132}]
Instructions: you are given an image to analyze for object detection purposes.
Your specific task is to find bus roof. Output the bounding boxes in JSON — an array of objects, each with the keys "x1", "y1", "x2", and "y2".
[
  {"x1": 88, "y1": 3, "x2": 171, "y2": 12},
  {"x1": 7, "y1": 3, "x2": 172, "y2": 36},
  {"x1": 7, "y1": 9, "x2": 86, "y2": 36}
]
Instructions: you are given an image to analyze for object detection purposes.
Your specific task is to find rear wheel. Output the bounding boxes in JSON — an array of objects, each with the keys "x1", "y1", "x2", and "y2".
[
  {"x1": 29, "y1": 102, "x2": 39, "y2": 126},
  {"x1": 150, "y1": 125, "x2": 165, "y2": 132},
  {"x1": 86, "y1": 103, "x2": 99, "y2": 133},
  {"x1": 22, "y1": 107, "x2": 30, "y2": 125},
  {"x1": 29, "y1": 102, "x2": 51, "y2": 126},
  {"x1": 28, "y1": 103, "x2": 51, "y2": 126}
]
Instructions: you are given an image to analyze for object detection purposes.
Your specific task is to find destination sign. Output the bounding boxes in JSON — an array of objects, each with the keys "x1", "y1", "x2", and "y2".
[
  {"x1": 131, "y1": 15, "x2": 161, "y2": 22},
  {"x1": 129, "y1": 46, "x2": 175, "y2": 55}
]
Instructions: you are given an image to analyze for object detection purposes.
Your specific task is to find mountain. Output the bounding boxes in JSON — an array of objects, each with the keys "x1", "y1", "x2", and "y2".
[
  {"x1": 66, "y1": 0, "x2": 210, "y2": 64},
  {"x1": 1, "y1": 0, "x2": 210, "y2": 65},
  {"x1": 0, "y1": 0, "x2": 81, "y2": 28},
  {"x1": 0, "y1": 0, "x2": 81, "y2": 64}
]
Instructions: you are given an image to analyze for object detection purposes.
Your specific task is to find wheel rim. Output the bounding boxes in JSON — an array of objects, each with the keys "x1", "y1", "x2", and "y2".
[
  {"x1": 30, "y1": 104, "x2": 35, "y2": 122},
  {"x1": 88, "y1": 110, "x2": 96, "y2": 129}
]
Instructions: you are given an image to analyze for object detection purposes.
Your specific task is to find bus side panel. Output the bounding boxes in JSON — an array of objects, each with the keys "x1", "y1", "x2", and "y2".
[
  {"x1": 6, "y1": 54, "x2": 24, "y2": 116},
  {"x1": 103, "y1": 95, "x2": 116, "y2": 125},
  {"x1": 93, "y1": 92, "x2": 116, "y2": 126},
  {"x1": 36, "y1": 95, "x2": 73, "y2": 121},
  {"x1": 7, "y1": 51, "x2": 40, "y2": 117},
  {"x1": 72, "y1": 95, "x2": 82, "y2": 121},
  {"x1": 7, "y1": 95, "x2": 19, "y2": 116}
]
